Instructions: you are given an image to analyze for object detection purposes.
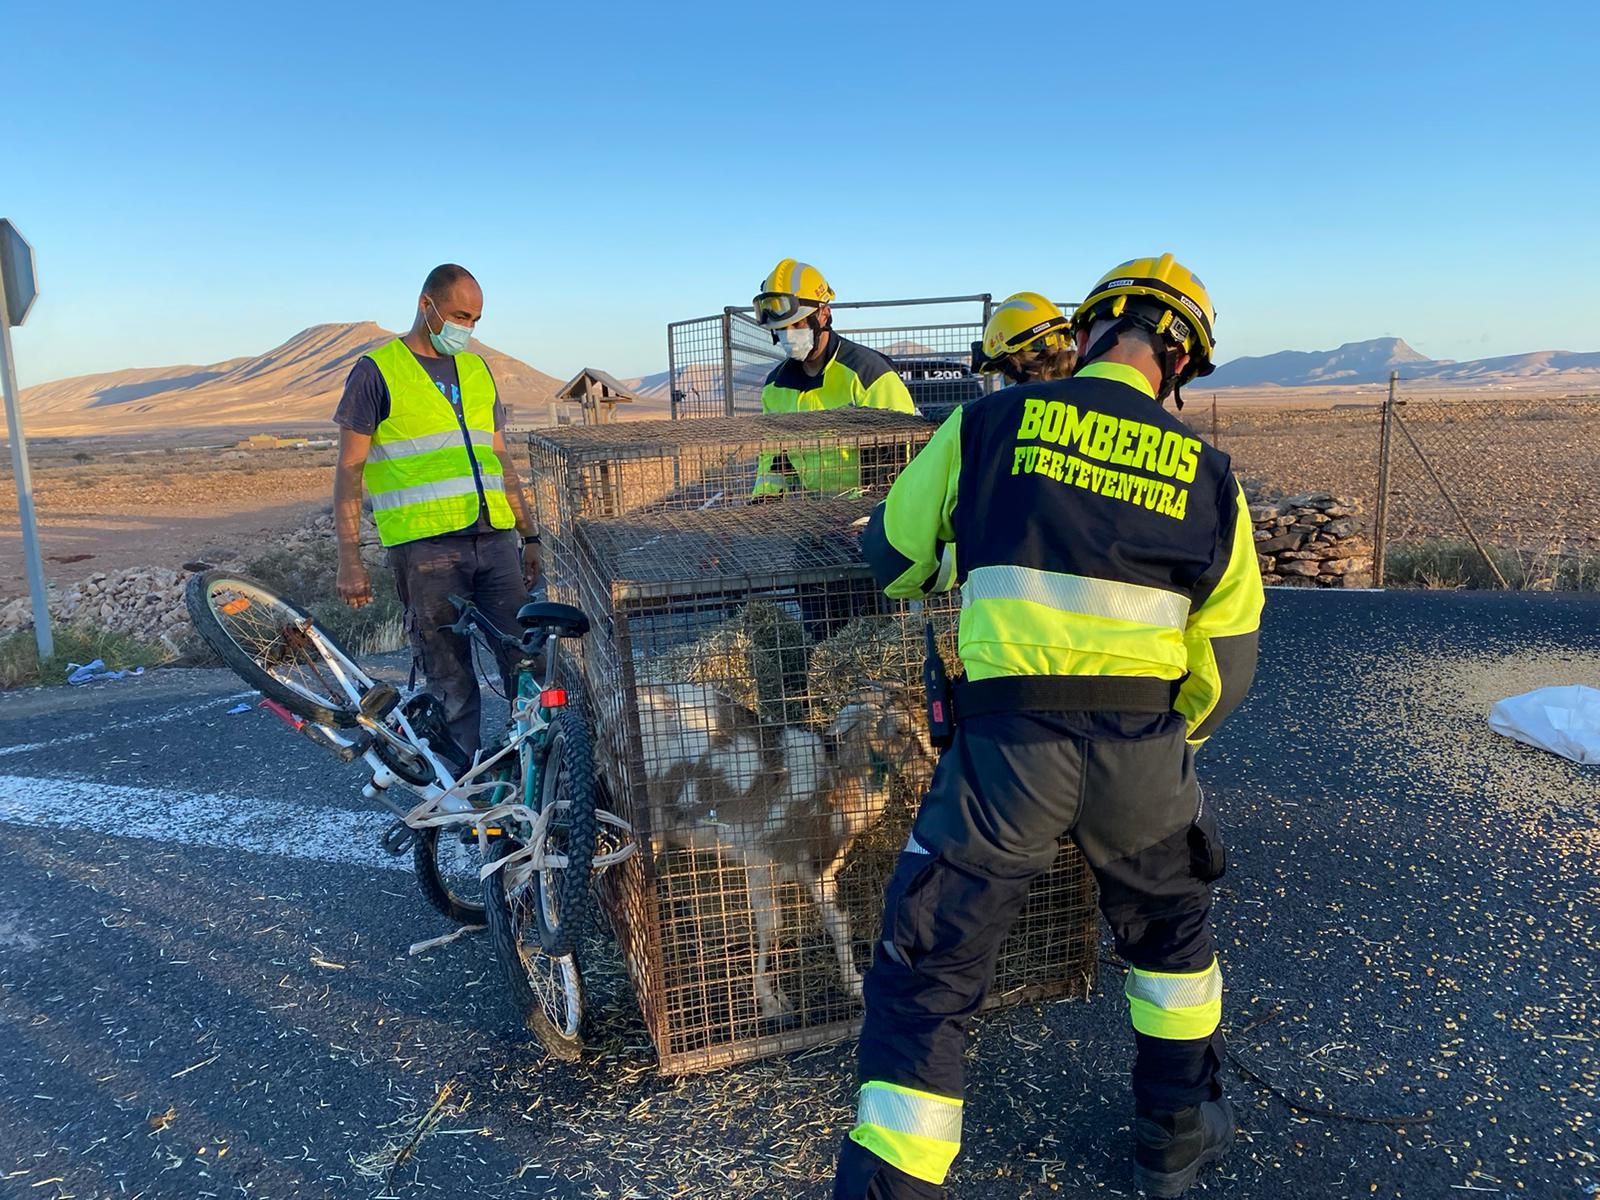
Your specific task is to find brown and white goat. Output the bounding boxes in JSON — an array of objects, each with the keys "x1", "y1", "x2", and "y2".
[{"x1": 636, "y1": 681, "x2": 934, "y2": 1019}]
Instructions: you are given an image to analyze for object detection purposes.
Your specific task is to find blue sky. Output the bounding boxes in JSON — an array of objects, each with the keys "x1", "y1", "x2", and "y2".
[{"x1": 6, "y1": 0, "x2": 1597, "y2": 388}]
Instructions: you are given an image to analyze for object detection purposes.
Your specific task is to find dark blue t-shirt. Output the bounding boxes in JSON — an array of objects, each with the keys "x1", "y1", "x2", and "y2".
[{"x1": 334, "y1": 348, "x2": 510, "y2": 537}]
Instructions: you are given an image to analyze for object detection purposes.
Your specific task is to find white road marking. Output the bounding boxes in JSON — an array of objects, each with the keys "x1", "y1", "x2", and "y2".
[
  {"x1": 0, "y1": 774, "x2": 407, "y2": 873},
  {"x1": 0, "y1": 691, "x2": 258, "y2": 759}
]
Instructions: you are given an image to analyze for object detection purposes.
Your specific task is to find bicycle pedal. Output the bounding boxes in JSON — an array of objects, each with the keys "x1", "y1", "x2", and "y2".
[
  {"x1": 380, "y1": 820, "x2": 416, "y2": 856},
  {"x1": 359, "y1": 683, "x2": 402, "y2": 720}
]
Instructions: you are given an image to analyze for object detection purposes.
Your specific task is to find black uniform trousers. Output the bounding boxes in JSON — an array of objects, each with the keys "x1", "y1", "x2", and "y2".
[{"x1": 836, "y1": 707, "x2": 1226, "y2": 1199}]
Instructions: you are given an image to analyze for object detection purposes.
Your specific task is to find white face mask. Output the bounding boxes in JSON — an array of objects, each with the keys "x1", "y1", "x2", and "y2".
[{"x1": 778, "y1": 324, "x2": 816, "y2": 361}]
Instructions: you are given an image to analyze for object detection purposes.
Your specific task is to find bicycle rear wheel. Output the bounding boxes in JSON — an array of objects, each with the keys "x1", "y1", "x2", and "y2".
[
  {"x1": 185, "y1": 570, "x2": 368, "y2": 728},
  {"x1": 483, "y1": 835, "x2": 586, "y2": 1059}
]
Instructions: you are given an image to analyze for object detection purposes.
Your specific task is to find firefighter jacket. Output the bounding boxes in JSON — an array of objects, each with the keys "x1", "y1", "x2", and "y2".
[
  {"x1": 754, "y1": 334, "x2": 916, "y2": 497},
  {"x1": 362, "y1": 339, "x2": 515, "y2": 547},
  {"x1": 862, "y1": 361, "x2": 1264, "y2": 744}
]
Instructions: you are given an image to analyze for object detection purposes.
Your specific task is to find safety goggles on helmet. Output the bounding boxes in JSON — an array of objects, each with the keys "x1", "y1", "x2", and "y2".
[
  {"x1": 973, "y1": 320, "x2": 1073, "y2": 376},
  {"x1": 753, "y1": 292, "x2": 818, "y2": 329}
]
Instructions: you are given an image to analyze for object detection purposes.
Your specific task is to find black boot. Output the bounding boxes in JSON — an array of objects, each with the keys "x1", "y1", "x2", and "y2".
[{"x1": 1132, "y1": 1097, "x2": 1235, "y2": 1197}]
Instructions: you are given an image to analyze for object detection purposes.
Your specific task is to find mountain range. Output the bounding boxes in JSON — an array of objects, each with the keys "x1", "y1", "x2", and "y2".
[
  {"x1": 18, "y1": 322, "x2": 568, "y2": 437},
  {"x1": 1207, "y1": 337, "x2": 1600, "y2": 389},
  {"x1": 19, "y1": 328, "x2": 1600, "y2": 438}
]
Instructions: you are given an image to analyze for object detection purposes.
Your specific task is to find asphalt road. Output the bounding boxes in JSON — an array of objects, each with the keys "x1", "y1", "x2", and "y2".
[{"x1": 1, "y1": 590, "x2": 1598, "y2": 1200}]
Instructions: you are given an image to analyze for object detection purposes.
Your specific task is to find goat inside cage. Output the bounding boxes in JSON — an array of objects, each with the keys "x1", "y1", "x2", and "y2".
[{"x1": 566, "y1": 499, "x2": 1100, "y2": 1072}]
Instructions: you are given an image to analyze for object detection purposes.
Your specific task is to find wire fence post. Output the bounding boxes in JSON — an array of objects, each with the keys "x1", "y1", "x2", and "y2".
[
  {"x1": 1373, "y1": 371, "x2": 1396, "y2": 587},
  {"x1": 667, "y1": 322, "x2": 679, "y2": 421},
  {"x1": 720, "y1": 310, "x2": 736, "y2": 417},
  {"x1": 1211, "y1": 394, "x2": 1218, "y2": 448}
]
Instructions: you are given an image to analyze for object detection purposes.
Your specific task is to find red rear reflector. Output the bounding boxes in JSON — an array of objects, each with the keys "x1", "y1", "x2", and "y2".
[
  {"x1": 261, "y1": 699, "x2": 305, "y2": 731},
  {"x1": 540, "y1": 688, "x2": 567, "y2": 708}
]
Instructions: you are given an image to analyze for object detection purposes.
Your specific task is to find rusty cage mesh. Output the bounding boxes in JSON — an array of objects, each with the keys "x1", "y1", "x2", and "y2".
[
  {"x1": 547, "y1": 490, "x2": 1099, "y2": 1073},
  {"x1": 526, "y1": 409, "x2": 938, "y2": 605}
]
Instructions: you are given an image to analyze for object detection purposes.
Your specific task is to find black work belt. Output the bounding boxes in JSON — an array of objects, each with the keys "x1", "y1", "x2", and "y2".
[{"x1": 954, "y1": 675, "x2": 1179, "y2": 721}]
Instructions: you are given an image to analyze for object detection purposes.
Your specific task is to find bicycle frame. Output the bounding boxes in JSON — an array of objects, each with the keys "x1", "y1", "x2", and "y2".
[
  {"x1": 264, "y1": 603, "x2": 633, "y2": 893},
  {"x1": 285, "y1": 618, "x2": 565, "y2": 873}
]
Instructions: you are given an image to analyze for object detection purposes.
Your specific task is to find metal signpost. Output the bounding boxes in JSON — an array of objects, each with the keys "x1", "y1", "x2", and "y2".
[{"x1": 0, "y1": 219, "x2": 51, "y2": 658}]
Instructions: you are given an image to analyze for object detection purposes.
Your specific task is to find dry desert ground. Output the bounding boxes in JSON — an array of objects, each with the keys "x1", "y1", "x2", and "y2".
[{"x1": 3, "y1": 388, "x2": 1596, "y2": 604}]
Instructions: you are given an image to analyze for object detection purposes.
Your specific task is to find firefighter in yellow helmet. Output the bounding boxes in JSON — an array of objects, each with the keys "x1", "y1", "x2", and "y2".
[
  {"x1": 750, "y1": 259, "x2": 916, "y2": 499},
  {"x1": 836, "y1": 254, "x2": 1262, "y2": 1199},
  {"x1": 972, "y1": 291, "x2": 1077, "y2": 385}
]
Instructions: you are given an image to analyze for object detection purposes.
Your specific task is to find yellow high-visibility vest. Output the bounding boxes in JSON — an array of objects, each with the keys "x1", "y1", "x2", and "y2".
[{"x1": 362, "y1": 339, "x2": 515, "y2": 546}]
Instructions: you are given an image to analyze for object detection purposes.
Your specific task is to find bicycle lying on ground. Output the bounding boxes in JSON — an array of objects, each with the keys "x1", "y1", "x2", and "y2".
[{"x1": 184, "y1": 569, "x2": 633, "y2": 1058}]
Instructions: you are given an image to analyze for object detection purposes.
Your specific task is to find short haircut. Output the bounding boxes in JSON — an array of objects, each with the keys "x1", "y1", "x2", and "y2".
[
  {"x1": 422, "y1": 263, "x2": 478, "y2": 300},
  {"x1": 1088, "y1": 316, "x2": 1161, "y2": 354}
]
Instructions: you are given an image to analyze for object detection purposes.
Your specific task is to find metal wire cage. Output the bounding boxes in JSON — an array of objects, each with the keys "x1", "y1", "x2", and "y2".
[
  {"x1": 526, "y1": 409, "x2": 936, "y2": 604},
  {"x1": 667, "y1": 297, "x2": 997, "y2": 421},
  {"x1": 569, "y1": 500, "x2": 1099, "y2": 1073}
]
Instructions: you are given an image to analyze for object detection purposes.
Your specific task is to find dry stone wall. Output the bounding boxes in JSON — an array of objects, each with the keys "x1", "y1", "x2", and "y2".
[{"x1": 1246, "y1": 486, "x2": 1374, "y2": 588}]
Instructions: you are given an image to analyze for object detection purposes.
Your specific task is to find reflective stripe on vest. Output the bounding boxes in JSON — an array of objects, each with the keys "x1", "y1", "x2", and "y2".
[
  {"x1": 366, "y1": 427, "x2": 496, "y2": 462},
  {"x1": 849, "y1": 1080, "x2": 963, "y2": 1184},
  {"x1": 962, "y1": 564, "x2": 1191, "y2": 629},
  {"x1": 1125, "y1": 957, "x2": 1223, "y2": 1041},
  {"x1": 361, "y1": 340, "x2": 514, "y2": 546},
  {"x1": 370, "y1": 473, "x2": 505, "y2": 512}
]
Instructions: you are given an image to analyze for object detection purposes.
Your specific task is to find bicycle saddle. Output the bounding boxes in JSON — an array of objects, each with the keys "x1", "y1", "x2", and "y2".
[{"x1": 516, "y1": 600, "x2": 590, "y2": 639}]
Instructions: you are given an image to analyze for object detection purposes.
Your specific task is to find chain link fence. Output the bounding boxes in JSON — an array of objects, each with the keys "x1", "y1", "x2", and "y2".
[
  {"x1": 1186, "y1": 383, "x2": 1600, "y2": 590},
  {"x1": 1374, "y1": 390, "x2": 1600, "y2": 589}
]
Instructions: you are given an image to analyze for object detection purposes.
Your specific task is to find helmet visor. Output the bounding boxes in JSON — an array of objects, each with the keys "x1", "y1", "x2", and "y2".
[
  {"x1": 753, "y1": 291, "x2": 815, "y2": 328},
  {"x1": 1000, "y1": 315, "x2": 1072, "y2": 354}
]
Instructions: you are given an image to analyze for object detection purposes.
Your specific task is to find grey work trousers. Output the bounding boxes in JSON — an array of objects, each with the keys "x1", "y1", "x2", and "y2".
[{"x1": 387, "y1": 531, "x2": 526, "y2": 756}]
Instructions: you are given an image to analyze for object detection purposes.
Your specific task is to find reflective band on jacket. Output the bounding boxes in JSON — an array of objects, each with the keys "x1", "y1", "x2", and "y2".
[
  {"x1": 370, "y1": 474, "x2": 505, "y2": 512},
  {"x1": 366, "y1": 427, "x2": 496, "y2": 462},
  {"x1": 1125, "y1": 957, "x2": 1223, "y2": 1041},
  {"x1": 962, "y1": 564, "x2": 1191, "y2": 629},
  {"x1": 849, "y1": 1080, "x2": 963, "y2": 1185}
]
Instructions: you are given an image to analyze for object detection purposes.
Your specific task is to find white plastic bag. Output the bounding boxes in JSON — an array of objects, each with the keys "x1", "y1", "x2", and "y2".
[{"x1": 1488, "y1": 685, "x2": 1600, "y2": 765}]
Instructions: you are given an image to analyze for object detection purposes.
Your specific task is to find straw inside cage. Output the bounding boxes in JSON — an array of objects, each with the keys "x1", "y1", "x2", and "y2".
[{"x1": 532, "y1": 419, "x2": 1099, "y2": 1072}]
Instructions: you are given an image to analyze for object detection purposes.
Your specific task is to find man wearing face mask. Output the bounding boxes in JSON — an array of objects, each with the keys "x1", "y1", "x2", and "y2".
[
  {"x1": 331, "y1": 263, "x2": 542, "y2": 760},
  {"x1": 971, "y1": 291, "x2": 1078, "y2": 385},
  {"x1": 751, "y1": 259, "x2": 916, "y2": 500}
]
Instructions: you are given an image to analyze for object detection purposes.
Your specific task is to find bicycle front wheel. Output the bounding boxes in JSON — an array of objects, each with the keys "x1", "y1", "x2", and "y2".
[
  {"x1": 184, "y1": 570, "x2": 367, "y2": 727},
  {"x1": 413, "y1": 825, "x2": 488, "y2": 925},
  {"x1": 483, "y1": 835, "x2": 586, "y2": 1059},
  {"x1": 526, "y1": 706, "x2": 598, "y2": 956}
]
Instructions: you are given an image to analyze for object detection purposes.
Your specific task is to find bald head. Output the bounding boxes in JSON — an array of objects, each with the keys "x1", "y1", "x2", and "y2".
[{"x1": 410, "y1": 264, "x2": 483, "y2": 352}]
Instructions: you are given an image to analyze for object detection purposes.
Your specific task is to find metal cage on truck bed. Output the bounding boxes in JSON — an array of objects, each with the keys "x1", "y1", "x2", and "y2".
[
  {"x1": 525, "y1": 409, "x2": 936, "y2": 601},
  {"x1": 567, "y1": 499, "x2": 1100, "y2": 1073}
]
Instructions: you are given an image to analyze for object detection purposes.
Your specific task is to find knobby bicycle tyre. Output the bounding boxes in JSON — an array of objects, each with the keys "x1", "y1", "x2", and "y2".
[
  {"x1": 184, "y1": 570, "x2": 365, "y2": 728},
  {"x1": 528, "y1": 705, "x2": 599, "y2": 957},
  {"x1": 483, "y1": 835, "x2": 586, "y2": 1060},
  {"x1": 412, "y1": 825, "x2": 488, "y2": 925}
]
